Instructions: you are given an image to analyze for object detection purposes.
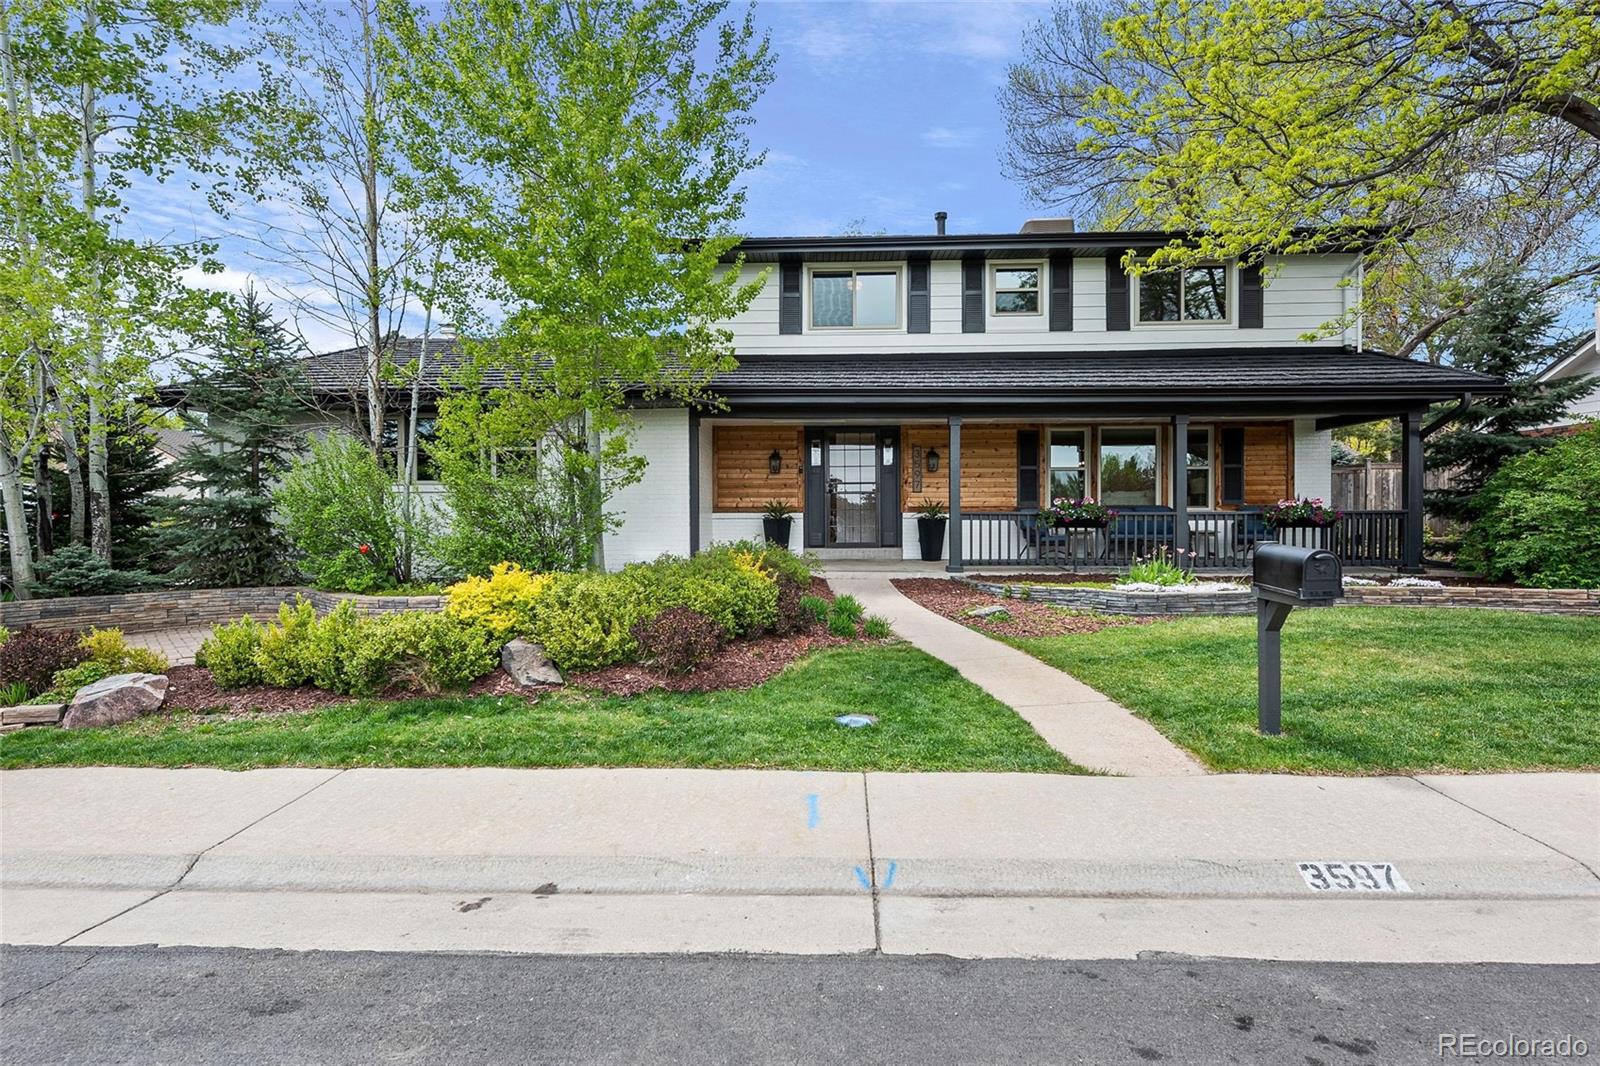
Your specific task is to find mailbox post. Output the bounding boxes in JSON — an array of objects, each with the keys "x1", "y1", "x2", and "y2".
[{"x1": 1253, "y1": 544, "x2": 1344, "y2": 735}]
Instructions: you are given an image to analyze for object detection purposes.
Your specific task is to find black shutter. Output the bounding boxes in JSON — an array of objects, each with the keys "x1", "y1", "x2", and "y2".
[
  {"x1": 1048, "y1": 254, "x2": 1073, "y2": 331},
  {"x1": 1105, "y1": 252, "x2": 1130, "y2": 331},
  {"x1": 779, "y1": 256, "x2": 802, "y2": 335},
  {"x1": 1017, "y1": 429, "x2": 1040, "y2": 510},
  {"x1": 907, "y1": 254, "x2": 931, "y2": 334},
  {"x1": 1239, "y1": 262, "x2": 1263, "y2": 329},
  {"x1": 961, "y1": 253, "x2": 986, "y2": 333},
  {"x1": 1220, "y1": 427, "x2": 1246, "y2": 505}
]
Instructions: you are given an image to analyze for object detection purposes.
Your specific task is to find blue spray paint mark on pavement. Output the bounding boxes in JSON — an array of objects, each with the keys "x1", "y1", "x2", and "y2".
[
  {"x1": 853, "y1": 865, "x2": 872, "y2": 890},
  {"x1": 806, "y1": 793, "x2": 820, "y2": 829},
  {"x1": 882, "y1": 861, "x2": 898, "y2": 889}
]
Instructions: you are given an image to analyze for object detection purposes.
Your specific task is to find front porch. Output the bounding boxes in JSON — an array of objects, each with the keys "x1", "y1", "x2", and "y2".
[{"x1": 695, "y1": 415, "x2": 1417, "y2": 572}]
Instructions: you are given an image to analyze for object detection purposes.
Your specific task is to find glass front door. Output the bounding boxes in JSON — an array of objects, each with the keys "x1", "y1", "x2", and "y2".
[{"x1": 826, "y1": 431, "x2": 880, "y2": 546}]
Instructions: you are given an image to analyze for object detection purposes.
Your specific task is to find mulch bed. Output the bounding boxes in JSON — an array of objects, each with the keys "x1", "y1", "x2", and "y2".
[
  {"x1": 892, "y1": 578, "x2": 1159, "y2": 639},
  {"x1": 164, "y1": 666, "x2": 357, "y2": 715}
]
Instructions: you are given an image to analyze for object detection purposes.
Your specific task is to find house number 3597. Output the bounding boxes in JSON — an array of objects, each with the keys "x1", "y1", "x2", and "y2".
[{"x1": 1297, "y1": 861, "x2": 1411, "y2": 893}]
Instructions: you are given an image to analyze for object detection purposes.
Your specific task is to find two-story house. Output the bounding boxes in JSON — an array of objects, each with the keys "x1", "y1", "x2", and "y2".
[{"x1": 291, "y1": 219, "x2": 1502, "y2": 573}]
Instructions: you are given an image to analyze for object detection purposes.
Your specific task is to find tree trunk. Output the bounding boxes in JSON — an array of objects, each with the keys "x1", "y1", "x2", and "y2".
[
  {"x1": 0, "y1": 436, "x2": 35, "y2": 599},
  {"x1": 586, "y1": 413, "x2": 606, "y2": 571},
  {"x1": 47, "y1": 369, "x2": 87, "y2": 544},
  {"x1": 79, "y1": 1, "x2": 111, "y2": 561},
  {"x1": 361, "y1": 0, "x2": 384, "y2": 459}
]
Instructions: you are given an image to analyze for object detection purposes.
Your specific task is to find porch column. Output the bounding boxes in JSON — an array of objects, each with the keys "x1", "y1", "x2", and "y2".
[
  {"x1": 945, "y1": 416, "x2": 963, "y2": 573},
  {"x1": 1401, "y1": 408, "x2": 1425, "y2": 572},
  {"x1": 1170, "y1": 415, "x2": 1190, "y2": 553}
]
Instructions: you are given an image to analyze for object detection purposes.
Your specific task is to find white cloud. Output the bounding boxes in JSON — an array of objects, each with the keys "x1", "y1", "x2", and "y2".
[{"x1": 921, "y1": 125, "x2": 979, "y2": 149}]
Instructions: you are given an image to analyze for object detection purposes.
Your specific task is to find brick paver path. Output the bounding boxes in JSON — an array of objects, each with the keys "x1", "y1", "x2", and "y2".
[{"x1": 126, "y1": 626, "x2": 213, "y2": 668}]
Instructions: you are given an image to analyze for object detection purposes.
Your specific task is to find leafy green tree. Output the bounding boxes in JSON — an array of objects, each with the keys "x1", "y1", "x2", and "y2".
[
  {"x1": 1460, "y1": 424, "x2": 1600, "y2": 588},
  {"x1": 1425, "y1": 268, "x2": 1596, "y2": 523},
  {"x1": 387, "y1": 0, "x2": 773, "y2": 567},
  {"x1": 1001, "y1": 0, "x2": 1600, "y2": 359},
  {"x1": 158, "y1": 292, "x2": 307, "y2": 588}
]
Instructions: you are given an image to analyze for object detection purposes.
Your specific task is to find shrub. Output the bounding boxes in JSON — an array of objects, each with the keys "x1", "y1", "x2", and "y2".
[
  {"x1": 29, "y1": 544, "x2": 155, "y2": 598},
  {"x1": 0, "y1": 627, "x2": 87, "y2": 697},
  {"x1": 1460, "y1": 424, "x2": 1600, "y2": 589},
  {"x1": 862, "y1": 615, "x2": 893, "y2": 639},
  {"x1": 798, "y1": 595, "x2": 830, "y2": 625},
  {"x1": 43, "y1": 660, "x2": 116, "y2": 700},
  {"x1": 197, "y1": 619, "x2": 266, "y2": 689},
  {"x1": 1122, "y1": 547, "x2": 1196, "y2": 587},
  {"x1": 771, "y1": 575, "x2": 812, "y2": 635},
  {"x1": 829, "y1": 594, "x2": 864, "y2": 623},
  {"x1": 80, "y1": 628, "x2": 168, "y2": 675},
  {"x1": 256, "y1": 598, "x2": 320, "y2": 688},
  {"x1": 1, "y1": 680, "x2": 27, "y2": 705},
  {"x1": 630, "y1": 607, "x2": 722, "y2": 674},
  {"x1": 274, "y1": 431, "x2": 424, "y2": 593},
  {"x1": 531, "y1": 570, "x2": 654, "y2": 671},
  {"x1": 0, "y1": 626, "x2": 10, "y2": 648},
  {"x1": 354, "y1": 612, "x2": 500, "y2": 694},
  {"x1": 444, "y1": 562, "x2": 554, "y2": 644},
  {"x1": 654, "y1": 553, "x2": 777, "y2": 639}
]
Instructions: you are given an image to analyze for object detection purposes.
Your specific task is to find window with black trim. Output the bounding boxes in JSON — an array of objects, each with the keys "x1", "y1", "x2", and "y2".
[
  {"x1": 1137, "y1": 264, "x2": 1230, "y2": 323},
  {"x1": 1186, "y1": 428, "x2": 1212, "y2": 508}
]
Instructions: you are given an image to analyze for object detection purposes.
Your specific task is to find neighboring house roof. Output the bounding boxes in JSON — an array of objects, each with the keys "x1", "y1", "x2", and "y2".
[
  {"x1": 1536, "y1": 334, "x2": 1597, "y2": 384},
  {"x1": 152, "y1": 427, "x2": 201, "y2": 462}
]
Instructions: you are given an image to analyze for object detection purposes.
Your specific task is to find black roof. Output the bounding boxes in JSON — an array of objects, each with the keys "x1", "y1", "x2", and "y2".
[{"x1": 280, "y1": 338, "x2": 1497, "y2": 418}]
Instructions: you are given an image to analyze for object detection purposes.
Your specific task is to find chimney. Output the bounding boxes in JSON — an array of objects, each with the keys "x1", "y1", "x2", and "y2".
[
  {"x1": 934, "y1": 211, "x2": 948, "y2": 236},
  {"x1": 1019, "y1": 217, "x2": 1075, "y2": 235},
  {"x1": 435, "y1": 321, "x2": 457, "y2": 339}
]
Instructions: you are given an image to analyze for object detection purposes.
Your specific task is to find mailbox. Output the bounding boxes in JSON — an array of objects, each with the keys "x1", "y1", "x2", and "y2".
[
  {"x1": 1253, "y1": 543, "x2": 1343, "y2": 735},
  {"x1": 1254, "y1": 543, "x2": 1343, "y2": 605}
]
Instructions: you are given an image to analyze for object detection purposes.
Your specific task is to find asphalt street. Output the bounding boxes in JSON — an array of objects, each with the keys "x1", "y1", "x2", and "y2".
[{"x1": 2, "y1": 945, "x2": 1595, "y2": 1065}]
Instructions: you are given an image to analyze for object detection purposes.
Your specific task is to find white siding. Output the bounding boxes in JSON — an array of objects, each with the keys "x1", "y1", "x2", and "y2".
[
  {"x1": 1548, "y1": 344, "x2": 1600, "y2": 425},
  {"x1": 1293, "y1": 418, "x2": 1333, "y2": 502},
  {"x1": 602, "y1": 408, "x2": 691, "y2": 567},
  {"x1": 710, "y1": 513, "x2": 801, "y2": 552},
  {"x1": 721, "y1": 253, "x2": 1360, "y2": 355}
]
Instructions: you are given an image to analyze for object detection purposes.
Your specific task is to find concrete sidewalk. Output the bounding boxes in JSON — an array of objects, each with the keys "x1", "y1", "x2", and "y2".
[
  {"x1": 827, "y1": 574, "x2": 1204, "y2": 776},
  {"x1": 3, "y1": 767, "x2": 1595, "y2": 962}
]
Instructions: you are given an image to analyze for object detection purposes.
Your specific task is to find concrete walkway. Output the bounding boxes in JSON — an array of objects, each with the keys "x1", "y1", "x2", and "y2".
[
  {"x1": 827, "y1": 573, "x2": 1204, "y2": 776},
  {"x1": 2, "y1": 768, "x2": 1596, "y2": 961}
]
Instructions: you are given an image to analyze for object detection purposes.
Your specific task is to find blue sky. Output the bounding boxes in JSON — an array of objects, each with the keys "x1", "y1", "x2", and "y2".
[{"x1": 738, "y1": 1, "x2": 1047, "y2": 237}]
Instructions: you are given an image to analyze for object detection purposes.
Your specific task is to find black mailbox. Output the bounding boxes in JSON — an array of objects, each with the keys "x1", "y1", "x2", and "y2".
[
  {"x1": 1254, "y1": 543, "x2": 1343, "y2": 605},
  {"x1": 1253, "y1": 544, "x2": 1343, "y2": 735}
]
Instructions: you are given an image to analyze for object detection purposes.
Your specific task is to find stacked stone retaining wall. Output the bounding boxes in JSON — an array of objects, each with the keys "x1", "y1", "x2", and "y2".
[{"x1": 0, "y1": 587, "x2": 445, "y2": 634}]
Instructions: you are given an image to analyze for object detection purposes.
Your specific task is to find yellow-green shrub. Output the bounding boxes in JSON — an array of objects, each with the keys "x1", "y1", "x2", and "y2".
[
  {"x1": 256, "y1": 598, "x2": 320, "y2": 688},
  {"x1": 530, "y1": 570, "x2": 655, "y2": 672},
  {"x1": 197, "y1": 618, "x2": 266, "y2": 689},
  {"x1": 353, "y1": 612, "x2": 499, "y2": 694},
  {"x1": 79, "y1": 627, "x2": 168, "y2": 675},
  {"x1": 444, "y1": 562, "x2": 555, "y2": 644}
]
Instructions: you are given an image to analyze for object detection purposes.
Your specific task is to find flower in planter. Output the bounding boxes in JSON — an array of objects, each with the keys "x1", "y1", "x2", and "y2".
[
  {"x1": 1262, "y1": 497, "x2": 1343, "y2": 528},
  {"x1": 1040, "y1": 496, "x2": 1117, "y2": 527}
]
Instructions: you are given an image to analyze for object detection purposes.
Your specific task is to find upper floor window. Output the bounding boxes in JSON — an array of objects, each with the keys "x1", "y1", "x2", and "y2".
[
  {"x1": 1137, "y1": 263, "x2": 1230, "y2": 324},
  {"x1": 811, "y1": 268, "x2": 899, "y2": 329},
  {"x1": 992, "y1": 264, "x2": 1042, "y2": 315}
]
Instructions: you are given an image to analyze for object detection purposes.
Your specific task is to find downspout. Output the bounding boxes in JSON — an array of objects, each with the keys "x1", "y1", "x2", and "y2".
[{"x1": 1421, "y1": 392, "x2": 1472, "y2": 440}]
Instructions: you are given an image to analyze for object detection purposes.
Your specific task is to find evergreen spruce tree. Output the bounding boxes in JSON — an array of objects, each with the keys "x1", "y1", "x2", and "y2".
[
  {"x1": 52, "y1": 416, "x2": 178, "y2": 572},
  {"x1": 1425, "y1": 267, "x2": 1596, "y2": 524},
  {"x1": 159, "y1": 291, "x2": 308, "y2": 587}
]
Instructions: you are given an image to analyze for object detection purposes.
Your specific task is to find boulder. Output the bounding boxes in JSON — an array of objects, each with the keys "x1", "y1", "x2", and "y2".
[
  {"x1": 501, "y1": 639, "x2": 563, "y2": 686},
  {"x1": 62, "y1": 673, "x2": 168, "y2": 730}
]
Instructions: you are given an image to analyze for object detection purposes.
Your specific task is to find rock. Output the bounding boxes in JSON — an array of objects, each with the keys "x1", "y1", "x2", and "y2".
[
  {"x1": 501, "y1": 639, "x2": 563, "y2": 686},
  {"x1": 62, "y1": 673, "x2": 168, "y2": 730},
  {"x1": 967, "y1": 604, "x2": 1009, "y2": 618},
  {"x1": 1, "y1": 703, "x2": 66, "y2": 726}
]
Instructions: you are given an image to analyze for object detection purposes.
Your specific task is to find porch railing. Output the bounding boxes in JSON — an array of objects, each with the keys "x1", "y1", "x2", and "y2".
[{"x1": 959, "y1": 509, "x2": 1406, "y2": 570}]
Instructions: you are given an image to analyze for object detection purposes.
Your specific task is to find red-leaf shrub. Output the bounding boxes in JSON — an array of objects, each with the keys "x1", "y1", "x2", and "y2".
[
  {"x1": 0, "y1": 627, "x2": 87, "y2": 697},
  {"x1": 770, "y1": 575, "x2": 813, "y2": 636},
  {"x1": 629, "y1": 607, "x2": 722, "y2": 674}
]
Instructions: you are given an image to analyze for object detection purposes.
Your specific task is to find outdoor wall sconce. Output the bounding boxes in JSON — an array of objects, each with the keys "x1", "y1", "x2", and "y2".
[
  {"x1": 769, "y1": 449, "x2": 783, "y2": 475},
  {"x1": 927, "y1": 449, "x2": 940, "y2": 473}
]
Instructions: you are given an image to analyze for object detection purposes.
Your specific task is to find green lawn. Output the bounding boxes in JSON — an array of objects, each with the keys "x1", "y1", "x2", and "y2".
[
  {"x1": 0, "y1": 644, "x2": 1082, "y2": 774},
  {"x1": 1005, "y1": 607, "x2": 1600, "y2": 773}
]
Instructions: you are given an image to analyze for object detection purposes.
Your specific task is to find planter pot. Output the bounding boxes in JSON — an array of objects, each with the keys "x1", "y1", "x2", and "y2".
[
  {"x1": 762, "y1": 516, "x2": 793, "y2": 548},
  {"x1": 1272, "y1": 525, "x2": 1331, "y2": 549},
  {"x1": 1054, "y1": 520, "x2": 1110, "y2": 530},
  {"x1": 917, "y1": 517, "x2": 947, "y2": 562}
]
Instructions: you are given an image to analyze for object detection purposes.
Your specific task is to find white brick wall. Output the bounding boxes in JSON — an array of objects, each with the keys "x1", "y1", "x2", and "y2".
[
  {"x1": 602, "y1": 408, "x2": 692, "y2": 567},
  {"x1": 1293, "y1": 418, "x2": 1333, "y2": 502}
]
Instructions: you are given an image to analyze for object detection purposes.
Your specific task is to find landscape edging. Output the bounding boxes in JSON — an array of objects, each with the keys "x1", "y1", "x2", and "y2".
[
  {"x1": 957, "y1": 578, "x2": 1600, "y2": 616},
  {"x1": 0, "y1": 587, "x2": 446, "y2": 634}
]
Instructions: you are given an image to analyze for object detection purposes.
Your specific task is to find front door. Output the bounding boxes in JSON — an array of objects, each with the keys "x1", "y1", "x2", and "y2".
[{"x1": 804, "y1": 427, "x2": 901, "y2": 548}]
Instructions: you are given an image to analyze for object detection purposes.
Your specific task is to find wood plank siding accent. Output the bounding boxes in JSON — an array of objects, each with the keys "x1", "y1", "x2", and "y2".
[
  {"x1": 712, "y1": 424, "x2": 804, "y2": 511},
  {"x1": 711, "y1": 421, "x2": 1295, "y2": 514}
]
